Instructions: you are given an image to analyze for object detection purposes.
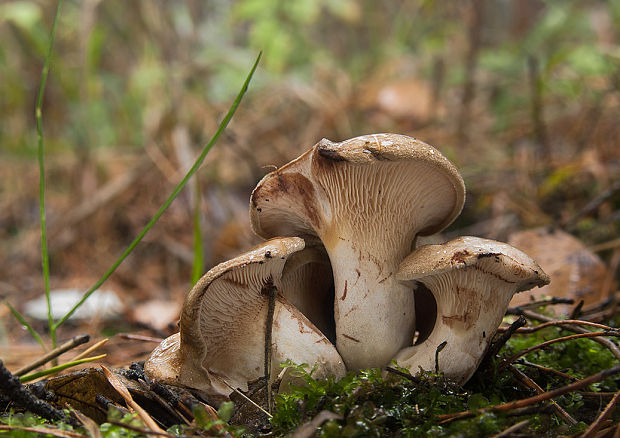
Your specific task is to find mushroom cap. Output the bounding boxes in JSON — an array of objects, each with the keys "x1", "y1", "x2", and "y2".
[
  {"x1": 145, "y1": 237, "x2": 345, "y2": 397},
  {"x1": 397, "y1": 236, "x2": 550, "y2": 291},
  {"x1": 250, "y1": 133, "x2": 466, "y2": 242}
]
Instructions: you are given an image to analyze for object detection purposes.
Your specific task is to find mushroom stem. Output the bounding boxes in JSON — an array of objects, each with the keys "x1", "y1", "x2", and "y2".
[{"x1": 329, "y1": 243, "x2": 415, "y2": 371}]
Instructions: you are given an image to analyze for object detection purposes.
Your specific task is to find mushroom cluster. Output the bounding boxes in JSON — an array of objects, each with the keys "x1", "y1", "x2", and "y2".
[{"x1": 145, "y1": 133, "x2": 549, "y2": 400}]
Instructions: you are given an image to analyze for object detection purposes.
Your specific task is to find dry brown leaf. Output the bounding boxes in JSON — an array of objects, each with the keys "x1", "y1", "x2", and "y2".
[
  {"x1": 69, "y1": 405, "x2": 102, "y2": 438},
  {"x1": 101, "y1": 365, "x2": 166, "y2": 435},
  {"x1": 508, "y1": 228, "x2": 609, "y2": 314}
]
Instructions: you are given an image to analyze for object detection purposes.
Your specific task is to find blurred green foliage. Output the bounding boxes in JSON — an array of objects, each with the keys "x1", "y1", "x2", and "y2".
[{"x1": 3, "y1": 0, "x2": 619, "y2": 160}]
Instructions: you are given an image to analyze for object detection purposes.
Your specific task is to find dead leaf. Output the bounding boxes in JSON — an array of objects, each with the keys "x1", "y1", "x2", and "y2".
[
  {"x1": 509, "y1": 228, "x2": 609, "y2": 314},
  {"x1": 69, "y1": 405, "x2": 102, "y2": 438},
  {"x1": 101, "y1": 365, "x2": 166, "y2": 435},
  {"x1": 46, "y1": 367, "x2": 125, "y2": 423}
]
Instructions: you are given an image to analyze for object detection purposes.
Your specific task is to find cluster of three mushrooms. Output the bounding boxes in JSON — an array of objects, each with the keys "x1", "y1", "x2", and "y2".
[{"x1": 145, "y1": 133, "x2": 549, "y2": 397}]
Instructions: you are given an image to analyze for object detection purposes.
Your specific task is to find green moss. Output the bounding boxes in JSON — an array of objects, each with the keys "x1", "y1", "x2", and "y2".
[
  {"x1": 269, "y1": 316, "x2": 618, "y2": 438},
  {"x1": 0, "y1": 410, "x2": 77, "y2": 438},
  {"x1": 505, "y1": 325, "x2": 618, "y2": 392},
  {"x1": 271, "y1": 362, "x2": 525, "y2": 437}
]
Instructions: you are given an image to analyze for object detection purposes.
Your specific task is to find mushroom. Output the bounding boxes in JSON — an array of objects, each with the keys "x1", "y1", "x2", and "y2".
[
  {"x1": 144, "y1": 237, "x2": 346, "y2": 399},
  {"x1": 393, "y1": 236, "x2": 550, "y2": 384},
  {"x1": 250, "y1": 133, "x2": 466, "y2": 370}
]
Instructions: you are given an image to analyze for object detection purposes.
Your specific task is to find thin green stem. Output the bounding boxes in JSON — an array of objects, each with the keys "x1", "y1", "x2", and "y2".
[
  {"x1": 191, "y1": 177, "x2": 204, "y2": 285},
  {"x1": 19, "y1": 354, "x2": 106, "y2": 383},
  {"x1": 53, "y1": 52, "x2": 262, "y2": 329},
  {"x1": 36, "y1": 0, "x2": 64, "y2": 349},
  {"x1": 4, "y1": 302, "x2": 46, "y2": 350}
]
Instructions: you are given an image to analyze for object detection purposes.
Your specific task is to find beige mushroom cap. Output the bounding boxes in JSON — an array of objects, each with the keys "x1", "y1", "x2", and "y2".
[
  {"x1": 250, "y1": 134, "x2": 466, "y2": 370},
  {"x1": 394, "y1": 236, "x2": 549, "y2": 384},
  {"x1": 397, "y1": 236, "x2": 551, "y2": 291},
  {"x1": 144, "y1": 237, "x2": 345, "y2": 398}
]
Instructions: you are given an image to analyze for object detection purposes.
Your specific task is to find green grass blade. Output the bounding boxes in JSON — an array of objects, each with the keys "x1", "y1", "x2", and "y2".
[
  {"x1": 35, "y1": 0, "x2": 64, "y2": 349},
  {"x1": 19, "y1": 354, "x2": 107, "y2": 383},
  {"x1": 191, "y1": 178, "x2": 204, "y2": 285},
  {"x1": 4, "y1": 301, "x2": 46, "y2": 350},
  {"x1": 53, "y1": 51, "x2": 262, "y2": 329}
]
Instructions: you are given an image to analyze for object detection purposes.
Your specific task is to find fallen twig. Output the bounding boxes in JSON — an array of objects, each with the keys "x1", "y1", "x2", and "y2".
[
  {"x1": 581, "y1": 391, "x2": 620, "y2": 438},
  {"x1": 70, "y1": 338, "x2": 109, "y2": 361},
  {"x1": 508, "y1": 309, "x2": 620, "y2": 361},
  {"x1": 508, "y1": 365, "x2": 577, "y2": 426},
  {"x1": 19, "y1": 354, "x2": 106, "y2": 383},
  {"x1": 569, "y1": 300, "x2": 584, "y2": 320},
  {"x1": 485, "y1": 316, "x2": 527, "y2": 360},
  {"x1": 561, "y1": 181, "x2": 620, "y2": 231},
  {"x1": 219, "y1": 378, "x2": 272, "y2": 418},
  {"x1": 14, "y1": 334, "x2": 90, "y2": 376},
  {"x1": 515, "y1": 359, "x2": 578, "y2": 381},
  {"x1": 499, "y1": 332, "x2": 620, "y2": 370},
  {"x1": 506, "y1": 297, "x2": 574, "y2": 312},
  {"x1": 498, "y1": 319, "x2": 616, "y2": 334},
  {"x1": 0, "y1": 360, "x2": 76, "y2": 426},
  {"x1": 117, "y1": 334, "x2": 164, "y2": 343},
  {"x1": 490, "y1": 419, "x2": 530, "y2": 438},
  {"x1": 438, "y1": 364, "x2": 620, "y2": 424}
]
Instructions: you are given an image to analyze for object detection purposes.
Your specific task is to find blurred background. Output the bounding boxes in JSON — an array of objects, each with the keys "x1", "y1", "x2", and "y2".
[{"x1": 1, "y1": 0, "x2": 619, "y2": 365}]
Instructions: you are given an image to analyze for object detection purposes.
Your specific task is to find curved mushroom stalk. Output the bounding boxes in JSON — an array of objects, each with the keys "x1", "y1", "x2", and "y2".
[
  {"x1": 144, "y1": 237, "x2": 346, "y2": 399},
  {"x1": 393, "y1": 236, "x2": 550, "y2": 385},
  {"x1": 251, "y1": 133, "x2": 465, "y2": 370}
]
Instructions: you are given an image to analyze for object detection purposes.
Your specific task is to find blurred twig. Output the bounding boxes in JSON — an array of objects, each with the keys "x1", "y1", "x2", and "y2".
[
  {"x1": 561, "y1": 181, "x2": 620, "y2": 231},
  {"x1": 438, "y1": 364, "x2": 620, "y2": 424},
  {"x1": 508, "y1": 365, "x2": 577, "y2": 425},
  {"x1": 14, "y1": 334, "x2": 90, "y2": 377},
  {"x1": 499, "y1": 319, "x2": 615, "y2": 334},
  {"x1": 0, "y1": 359, "x2": 76, "y2": 426},
  {"x1": 527, "y1": 55, "x2": 549, "y2": 161},
  {"x1": 507, "y1": 308, "x2": 620, "y2": 361},
  {"x1": 581, "y1": 391, "x2": 620, "y2": 438},
  {"x1": 48, "y1": 158, "x2": 152, "y2": 243},
  {"x1": 499, "y1": 332, "x2": 620, "y2": 370},
  {"x1": 456, "y1": 0, "x2": 484, "y2": 144}
]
